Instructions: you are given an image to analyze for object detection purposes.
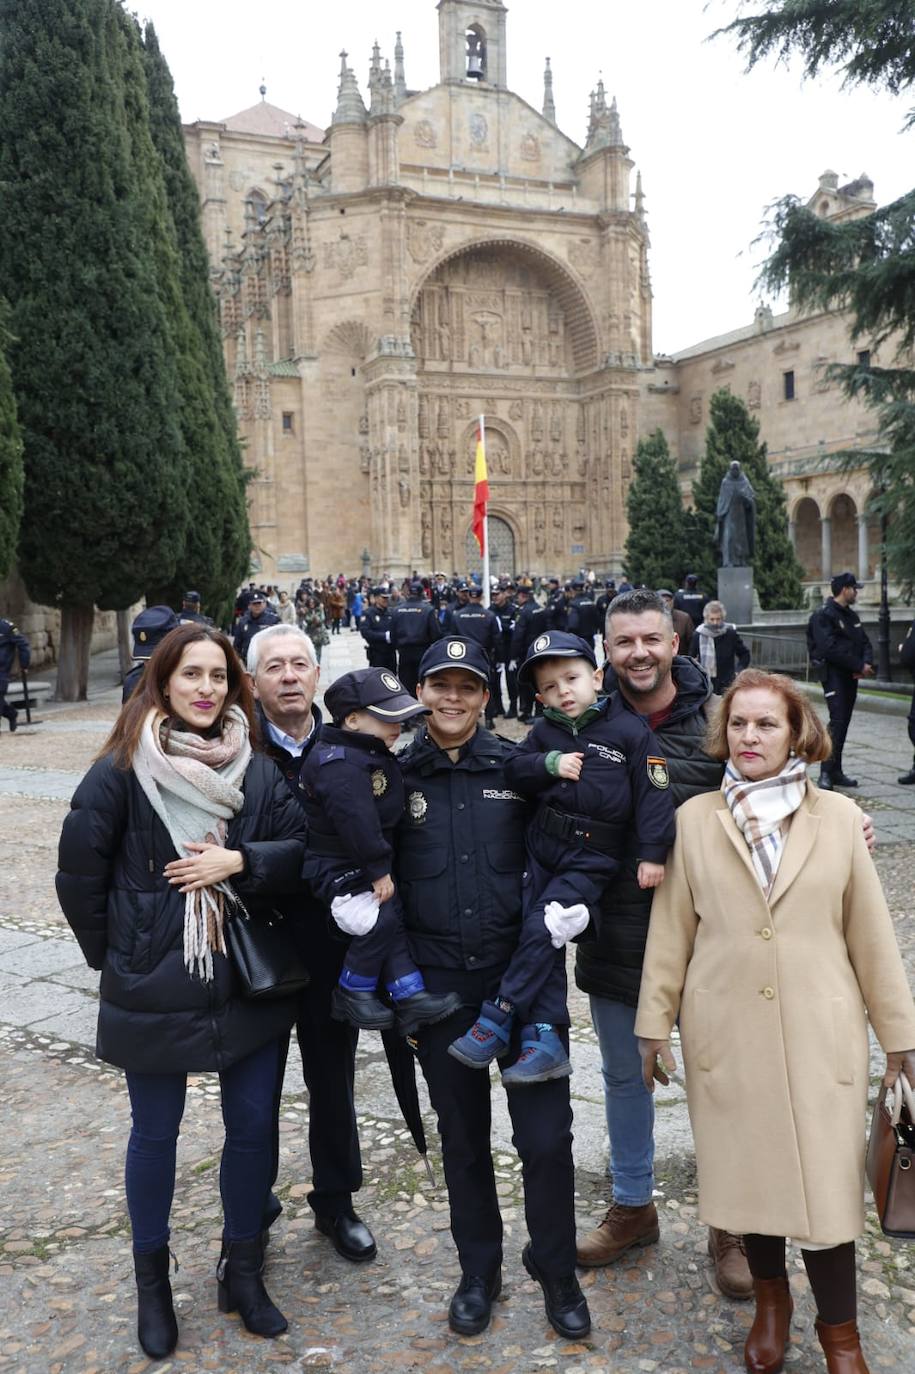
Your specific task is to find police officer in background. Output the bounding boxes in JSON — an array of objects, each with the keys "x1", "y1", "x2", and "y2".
[
  {"x1": 594, "y1": 578, "x2": 617, "y2": 629},
  {"x1": 806, "y1": 571, "x2": 874, "y2": 790},
  {"x1": 510, "y1": 585, "x2": 549, "y2": 723},
  {"x1": 178, "y1": 591, "x2": 214, "y2": 627},
  {"x1": 232, "y1": 588, "x2": 280, "y2": 662},
  {"x1": 491, "y1": 584, "x2": 519, "y2": 719},
  {"x1": 121, "y1": 606, "x2": 179, "y2": 703},
  {"x1": 0, "y1": 615, "x2": 30, "y2": 732},
  {"x1": 673, "y1": 573, "x2": 707, "y2": 631},
  {"x1": 898, "y1": 616, "x2": 915, "y2": 785},
  {"x1": 546, "y1": 577, "x2": 567, "y2": 630},
  {"x1": 389, "y1": 579, "x2": 442, "y2": 699},
  {"x1": 359, "y1": 587, "x2": 397, "y2": 671},
  {"x1": 447, "y1": 584, "x2": 501, "y2": 726},
  {"x1": 565, "y1": 577, "x2": 600, "y2": 650},
  {"x1": 396, "y1": 638, "x2": 590, "y2": 1342}
]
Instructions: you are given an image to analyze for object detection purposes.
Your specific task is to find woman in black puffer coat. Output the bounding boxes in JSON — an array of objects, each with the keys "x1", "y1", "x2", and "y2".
[{"x1": 56, "y1": 624, "x2": 307, "y2": 1357}]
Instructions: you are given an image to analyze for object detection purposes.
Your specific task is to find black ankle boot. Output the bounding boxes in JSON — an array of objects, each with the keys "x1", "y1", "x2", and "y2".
[
  {"x1": 134, "y1": 1246, "x2": 178, "y2": 1359},
  {"x1": 217, "y1": 1237, "x2": 287, "y2": 1337}
]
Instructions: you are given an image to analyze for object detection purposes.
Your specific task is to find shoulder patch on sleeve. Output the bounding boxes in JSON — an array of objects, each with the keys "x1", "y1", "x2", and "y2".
[
  {"x1": 647, "y1": 756, "x2": 670, "y2": 789},
  {"x1": 319, "y1": 745, "x2": 346, "y2": 765}
]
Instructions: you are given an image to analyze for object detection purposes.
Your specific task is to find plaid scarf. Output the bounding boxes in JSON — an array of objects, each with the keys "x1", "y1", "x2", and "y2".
[
  {"x1": 133, "y1": 706, "x2": 251, "y2": 980},
  {"x1": 721, "y1": 755, "x2": 808, "y2": 897}
]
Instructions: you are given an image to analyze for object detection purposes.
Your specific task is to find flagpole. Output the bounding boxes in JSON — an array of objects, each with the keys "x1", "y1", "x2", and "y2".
[{"x1": 480, "y1": 413, "x2": 490, "y2": 607}]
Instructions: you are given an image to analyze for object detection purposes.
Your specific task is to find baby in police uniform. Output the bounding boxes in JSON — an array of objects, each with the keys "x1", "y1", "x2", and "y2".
[
  {"x1": 299, "y1": 667, "x2": 460, "y2": 1035},
  {"x1": 449, "y1": 631, "x2": 675, "y2": 1083}
]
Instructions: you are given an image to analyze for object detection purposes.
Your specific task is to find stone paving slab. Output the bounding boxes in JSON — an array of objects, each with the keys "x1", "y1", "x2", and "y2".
[
  {"x1": 0, "y1": 766, "x2": 84, "y2": 802},
  {"x1": 0, "y1": 937, "x2": 87, "y2": 978}
]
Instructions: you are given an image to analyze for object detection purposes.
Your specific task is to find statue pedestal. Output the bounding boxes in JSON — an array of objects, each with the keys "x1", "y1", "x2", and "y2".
[{"x1": 718, "y1": 566, "x2": 754, "y2": 626}]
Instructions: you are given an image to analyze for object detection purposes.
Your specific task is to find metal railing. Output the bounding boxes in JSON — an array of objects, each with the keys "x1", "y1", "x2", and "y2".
[{"x1": 741, "y1": 632, "x2": 811, "y2": 677}]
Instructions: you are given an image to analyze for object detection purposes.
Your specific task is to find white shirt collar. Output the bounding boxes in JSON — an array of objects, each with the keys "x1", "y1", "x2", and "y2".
[{"x1": 265, "y1": 715, "x2": 315, "y2": 758}]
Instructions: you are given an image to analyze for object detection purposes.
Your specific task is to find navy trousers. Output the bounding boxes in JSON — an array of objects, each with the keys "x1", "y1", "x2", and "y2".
[{"x1": 822, "y1": 669, "x2": 858, "y2": 775}]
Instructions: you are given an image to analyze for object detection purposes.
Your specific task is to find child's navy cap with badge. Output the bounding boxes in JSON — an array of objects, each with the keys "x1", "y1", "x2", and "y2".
[
  {"x1": 324, "y1": 667, "x2": 430, "y2": 725},
  {"x1": 517, "y1": 630, "x2": 597, "y2": 686},
  {"x1": 130, "y1": 605, "x2": 179, "y2": 660},
  {"x1": 417, "y1": 636, "x2": 491, "y2": 682}
]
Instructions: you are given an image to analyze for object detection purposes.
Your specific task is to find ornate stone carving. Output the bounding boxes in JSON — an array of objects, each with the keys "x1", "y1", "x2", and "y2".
[
  {"x1": 397, "y1": 397, "x2": 407, "y2": 431},
  {"x1": 418, "y1": 396, "x2": 429, "y2": 439},
  {"x1": 530, "y1": 448, "x2": 544, "y2": 477},
  {"x1": 421, "y1": 507, "x2": 432, "y2": 557},
  {"x1": 398, "y1": 476, "x2": 410, "y2": 509},
  {"x1": 407, "y1": 219, "x2": 445, "y2": 265},
  {"x1": 747, "y1": 380, "x2": 761, "y2": 410},
  {"x1": 469, "y1": 113, "x2": 488, "y2": 149},
  {"x1": 359, "y1": 444, "x2": 371, "y2": 474},
  {"x1": 509, "y1": 399, "x2": 524, "y2": 421},
  {"x1": 568, "y1": 239, "x2": 596, "y2": 277},
  {"x1": 324, "y1": 233, "x2": 368, "y2": 280},
  {"x1": 550, "y1": 405, "x2": 563, "y2": 443},
  {"x1": 440, "y1": 505, "x2": 453, "y2": 553},
  {"x1": 414, "y1": 119, "x2": 436, "y2": 148},
  {"x1": 534, "y1": 505, "x2": 546, "y2": 554},
  {"x1": 619, "y1": 404, "x2": 629, "y2": 436},
  {"x1": 437, "y1": 397, "x2": 450, "y2": 437},
  {"x1": 531, "y1": 402, "x2": 544, "y2": 443},
  {"x1": 520, "y1": 133, "x2": 540, "y2": 162},
  {"x1": 712, "y1": 357, "x2": 736, "y2": 374},
  {"x1": 689, "y1": 394, "x2": 703, "y2": 426}
]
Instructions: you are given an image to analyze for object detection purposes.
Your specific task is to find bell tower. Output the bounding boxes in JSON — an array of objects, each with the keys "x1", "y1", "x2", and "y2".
[{"x1": 438, "y1": 0, "x2": 508, "y2": 88}]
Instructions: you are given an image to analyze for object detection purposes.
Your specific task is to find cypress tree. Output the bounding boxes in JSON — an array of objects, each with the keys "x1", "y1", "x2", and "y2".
[
  {"x1": 0, "y1": 302, "x2": 24, "y2": 581},
  {"x1": 141, "y1": 22, "x2": 250, "y2": 618},
  {"x1": 0, "y1": 0, "x2": 187, "y2": 697},
  {"x1": 686, "y1": 390, "x2": 805, "y2": 611},
  {"x1": 623, "y1": 430, "x2": 687, "y2": 589}
]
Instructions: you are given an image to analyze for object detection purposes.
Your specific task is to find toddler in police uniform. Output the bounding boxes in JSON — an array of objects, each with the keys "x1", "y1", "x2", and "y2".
[
  {"x1": 299, "y1": 667, "x2": 460, "y2": 1035},
  {"x1": 449, "y1": 631, "x2": 675, "y2": 1083}
]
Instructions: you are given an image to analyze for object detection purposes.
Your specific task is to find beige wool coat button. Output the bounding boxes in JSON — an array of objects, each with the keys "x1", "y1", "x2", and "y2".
[
  {"x1": 761, "y1": 927, "x2": 773, "y2": 940},
  {"x1": 762, "y1": 986, "x2": 775, "y2": 999}
]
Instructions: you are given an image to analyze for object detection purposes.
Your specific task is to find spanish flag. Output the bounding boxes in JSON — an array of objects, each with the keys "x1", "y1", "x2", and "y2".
[{"x1": 472, "y1": 416, "x2": 489, "y2": 556}]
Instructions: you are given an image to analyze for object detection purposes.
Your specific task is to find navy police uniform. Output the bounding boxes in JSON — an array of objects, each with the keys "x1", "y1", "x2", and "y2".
[
  {"x1": 389, "y1": 583, "x2": 442, "y2": 698},
  {"x1": 395, "y1": 638, "x2": 578, "y2": 1284},
  {"x1": 510, "y1": 592, "x2": 549, "y2": 721},
  {"x1": 0, "y1": 617, "x2": 30, "y2": 730},
  {"x1": 446, "y1": 593, "x2": 500, "y2": 724},
  {"x1": 501, "y1": 633, "x2": 675, "y2": 1023},
  {"x1": 806, "y1": 573, "x2": 874, "y2": 783},
  {"x1": 492, "y1": 592, "x2": 519, "y2": 718},
  {"x1": 673, "y1": 577, "x2": 708, "y2": 631},
  {"x1": 121, "y1": 606, "x2": 179, "y2": 703},
  {"x1": 299, "y1": 670, "x2": 429, "y2": 986},
  {"x1": 359, "y1": 591, "x2": 397, "y2": 671},
  {"x1": 233, "y1": 593, "x2": 280, "y2": 664}
]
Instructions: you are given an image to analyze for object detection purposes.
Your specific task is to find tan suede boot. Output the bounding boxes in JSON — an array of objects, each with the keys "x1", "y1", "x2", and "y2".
[
  {"x1": 744, "y1": 1277, "x2": 793, "y2": 1373},
  {"x1": 708, "y1": 1227, "x2": 753, "y2": 1300},
  {"x1": 815, "y1": 1318, "x2": 870, "y2": 1373},
  {"x1": 575, "y1": 1201, "x2": 659, "y2": 1267}
]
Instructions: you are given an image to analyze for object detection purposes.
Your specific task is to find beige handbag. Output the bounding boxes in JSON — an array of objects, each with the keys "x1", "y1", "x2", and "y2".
[{"x1": 866, "y1": 1071, "x2": 915, "y2": 1239}]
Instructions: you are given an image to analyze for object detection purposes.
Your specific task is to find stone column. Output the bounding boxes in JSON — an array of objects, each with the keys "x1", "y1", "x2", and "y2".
[
  {"x1": 857, "y1": 514, "x2": 869, "y2": 582},
  {"x1": 788, "y1": 518, "x2": 797, "y2": 551},
  {"x1": 820, "y1": 516, "x2": 832, "y2": 580}
]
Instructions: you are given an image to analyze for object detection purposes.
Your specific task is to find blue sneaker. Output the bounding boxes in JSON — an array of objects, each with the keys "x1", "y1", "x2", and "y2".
[
  {"x1": 500, "y1": 1025, "x2": 572, "y2": 1085},
  {"x1": 447, "y1": 1001, "x2": 514, "y2": 1068}
]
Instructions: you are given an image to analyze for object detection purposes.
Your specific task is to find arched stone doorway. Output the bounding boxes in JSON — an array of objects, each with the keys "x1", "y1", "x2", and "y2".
[
  {"x1": 829, "y1": 493, "x2": 858, "y2": 576},
  {"x1": 465, "y1": 514, "x2": 516, "y2": 579},
  {"x1": 411, "y1": 239, "x2": 616, "y2": 576},
  {"x1": 793, "y1": 497, "x2": 821, "y2": 579}
]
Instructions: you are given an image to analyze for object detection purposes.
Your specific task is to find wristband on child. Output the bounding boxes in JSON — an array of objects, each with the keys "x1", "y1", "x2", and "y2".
[{"x1": 545, "y1": 750, "x2": 563, "y2": 776}]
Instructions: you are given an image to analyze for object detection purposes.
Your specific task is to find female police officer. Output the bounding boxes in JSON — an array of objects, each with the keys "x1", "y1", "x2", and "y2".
[{"x1": 394, "y1": 637, "x2": 590, "y2": 1341}]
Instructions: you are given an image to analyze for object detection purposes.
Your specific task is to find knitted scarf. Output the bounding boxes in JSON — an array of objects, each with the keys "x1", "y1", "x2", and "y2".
[
  {"x1": 695, "y1": 621, "x2": 733, "y2": 681},
  {"x1": 133, "y1": 706, "x2": 251, "y2": 980},
  {"x1": 721, "y1": 755, "x2": 808, "y2": 897}
]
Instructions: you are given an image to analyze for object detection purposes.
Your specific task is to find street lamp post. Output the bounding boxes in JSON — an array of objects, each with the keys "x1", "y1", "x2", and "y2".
[{"x1": 877, "y1": 508, "x2": 891, "y2": 681}]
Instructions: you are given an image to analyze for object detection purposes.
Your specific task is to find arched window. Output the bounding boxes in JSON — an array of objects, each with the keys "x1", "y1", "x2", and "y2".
[
  {"x1": 248, "y1": 188, "x2": 269, "y2": 225},
  {"x1": 466, "y1": 25, "x2": 487, "y2": 80}
]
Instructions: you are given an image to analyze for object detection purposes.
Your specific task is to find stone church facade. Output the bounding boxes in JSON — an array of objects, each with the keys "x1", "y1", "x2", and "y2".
[{"x1": 183, "y1": 0, "x2": 897, "y2": 588}]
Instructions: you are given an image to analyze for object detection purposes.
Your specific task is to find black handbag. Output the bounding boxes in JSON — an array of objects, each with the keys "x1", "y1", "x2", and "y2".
[{"x1": 224, "y1": 892, "x2": 310, "y2": 1001}]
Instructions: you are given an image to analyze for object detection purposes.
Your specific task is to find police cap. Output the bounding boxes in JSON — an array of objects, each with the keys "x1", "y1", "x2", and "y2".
[
  {"x1": 831, "y1": 571, "x2": 863, "y2": 595},
  {"x1": 517, "y1": 630, "x2": 597, "y2": 687},
  {"x1": 183, "y1": 590, "x2": 201, "y2": 604},
  {"x1": 131, "y1": 605, "x2": 179, "y2": 660},
  {"x1": 409, "y1": 580, "x2": 425, "y2": 597},
  {"x1": 418, "y1": 636, "x2": 491, "y2": 683},
  {"x1": 370, "y1": 585, "x2": 389, "y2": 598},
  {"x1": 324, "y1": 667, "x2": 430, "y2": 726},
  {"x1": 249, "y1": 589, "x2": 268, "y2": 604}
]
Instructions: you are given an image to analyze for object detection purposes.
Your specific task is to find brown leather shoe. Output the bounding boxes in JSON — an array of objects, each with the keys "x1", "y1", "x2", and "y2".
[
  {"x1": 744, "y1": 1277, "x2": 793, "y2": 1373},
  {"x1": 575, "y1": 1201, "x2": 659, "y2": 1268},
  {"x1": 815, "y1": 1318, "x2": 871, "y2": 1373},
  {"x1": 708, "y1": 1227, "x2": 753, "y2": 1300}
]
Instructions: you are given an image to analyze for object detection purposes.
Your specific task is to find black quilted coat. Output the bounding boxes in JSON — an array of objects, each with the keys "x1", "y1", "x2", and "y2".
[{"x1": 56, "y1": 751, "x2": 307, "y2": 1073}]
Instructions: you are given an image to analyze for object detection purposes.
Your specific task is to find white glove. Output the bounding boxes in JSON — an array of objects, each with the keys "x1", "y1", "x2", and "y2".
[
  {"x1": 544, "y1": 900, "x2": 590, "y2": 950},
  {"x1": 331, "y1": 891, "x2": 380, "y2": 936}
]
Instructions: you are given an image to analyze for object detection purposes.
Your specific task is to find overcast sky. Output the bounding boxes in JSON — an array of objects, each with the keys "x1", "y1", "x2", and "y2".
[{"x1": 137, "y1": 0, "x2": 912, "y2": 354}]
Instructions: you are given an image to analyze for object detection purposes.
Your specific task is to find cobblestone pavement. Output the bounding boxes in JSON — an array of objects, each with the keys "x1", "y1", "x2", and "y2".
[{"x1": 0, "y1": 633, "x2": 913, "y2": 1372}]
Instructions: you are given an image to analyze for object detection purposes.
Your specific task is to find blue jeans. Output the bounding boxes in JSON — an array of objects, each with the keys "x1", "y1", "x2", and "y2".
[
  {"x1": 125, "y1": 1038, "x2": 280, "y2": 1254},
  {"x1": 588, "y1": 995, "x2": 655, "y2": 1207}
]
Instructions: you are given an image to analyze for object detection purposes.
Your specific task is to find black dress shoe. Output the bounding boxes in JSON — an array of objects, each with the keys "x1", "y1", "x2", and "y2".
[
  {"x1": 817, "y1": 772, "x2": 834, "y2": 791},
  {"x1": 832, "y1": 772, "x2": 859, "y2": 787},
  {"x1": 395, "y1": 988, "x2": 462, "y2": 1036},
  {"x1": 331, "y1": 985, "x2": 395, "y2": 1030},
  {"x1": 8, "y1": 708, "x2": 18, "y2": 733},
  {"x1": 314, "y1": 1211, "x2": 377, "y2": 1262},
  {"x1": 522, "y1": 1242, "x2": 591, "y2": 1339},
  {"x1": 898, "y1": 768, "x2": 915, "y2": 785},
  {"x1": 448, "y1": 1271, "x2": 502, "y2": 1335}
]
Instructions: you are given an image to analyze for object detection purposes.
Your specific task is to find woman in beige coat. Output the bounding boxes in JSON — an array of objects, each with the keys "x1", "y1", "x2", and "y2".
[{"x1": 635, "y1": 669, "x2": 915, "y2": 1374}]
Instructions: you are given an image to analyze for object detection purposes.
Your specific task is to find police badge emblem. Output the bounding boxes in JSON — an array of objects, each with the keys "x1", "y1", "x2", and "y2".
[
  {"x1": 371, "y1": 769, "x2": 387, "y2": 798},
  {"x1": 533, "y1": 634, "x2": 550, "y2": 652},
  {"x1": 381, "y1": 672, "x2": 400, "y2": 691},
  {"x1": 647, "y1": 756, "x2": 670, "y2": 789},
  {"x1": 446, "y1": 641, "x2": 466, "y2": 659},
  {"x1": 408, "y1": 791, "x2": 428, "y2": 823}
]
